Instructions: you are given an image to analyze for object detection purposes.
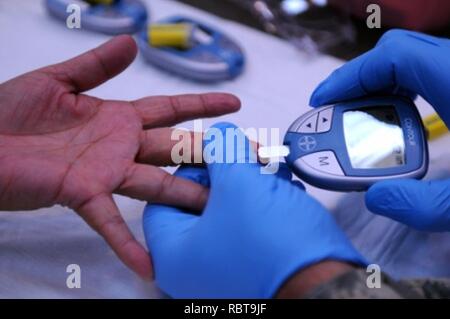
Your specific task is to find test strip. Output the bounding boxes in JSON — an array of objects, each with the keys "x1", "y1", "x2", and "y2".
[{"x1": 258, "y1": 145, "x2": 290, "y2": 159}]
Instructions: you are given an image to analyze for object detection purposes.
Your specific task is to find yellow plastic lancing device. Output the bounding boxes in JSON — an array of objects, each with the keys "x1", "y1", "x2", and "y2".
[
  {"x1": 423, "y1": 113, "x2": 449, "y2": 141},
  {"x1": 148, "y1": 23, "x2": 193, "y2": 49}
]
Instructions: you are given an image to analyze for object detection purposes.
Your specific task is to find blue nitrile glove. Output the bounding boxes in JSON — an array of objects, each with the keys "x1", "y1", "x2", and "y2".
[
  {"x1": 143, "y1": 122, "x2": 366, "y2": 298},
  {"x1": 310, "y1": 29, "x2": 450, "y2": 232}
]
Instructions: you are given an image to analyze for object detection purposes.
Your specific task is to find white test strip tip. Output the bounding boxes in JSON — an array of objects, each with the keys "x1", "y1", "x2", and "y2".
[{"x1": 258, "y1": 145, "x2": 290, "y2": 159}]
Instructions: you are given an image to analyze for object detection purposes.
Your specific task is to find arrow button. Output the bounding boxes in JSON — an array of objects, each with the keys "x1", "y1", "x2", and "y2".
[
  {"x1": 297, "y1": 113, "x2": 318, "y2": 133},
  {"x1": 317, "y1": 108, "x2": 333, "y2": 133}
]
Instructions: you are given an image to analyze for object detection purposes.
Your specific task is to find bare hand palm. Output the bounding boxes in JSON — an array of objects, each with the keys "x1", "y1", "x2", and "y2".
[{"x1": 0, "y1": 36, "x2": 240, "y2": 278}]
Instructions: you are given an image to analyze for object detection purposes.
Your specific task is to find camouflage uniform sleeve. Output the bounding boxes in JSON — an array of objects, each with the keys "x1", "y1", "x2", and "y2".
[{"x1": 304, "y1": 268, "x2": 450, "y2": 299}]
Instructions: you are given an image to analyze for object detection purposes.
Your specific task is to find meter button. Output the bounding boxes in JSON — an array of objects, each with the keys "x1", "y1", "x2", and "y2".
[
  {"x1": 297, "y1": 113, "x2": 318, "y2": 133},
  {"x1": 317, "y1": 108, "x2": 333, "y2": 133},
  {"x1": 300, "y1": 151, "x2": 344, "y2": 176}
]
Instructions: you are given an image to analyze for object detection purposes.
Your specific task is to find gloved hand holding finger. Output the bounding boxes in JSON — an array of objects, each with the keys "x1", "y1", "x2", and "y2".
[{"x1": 143, "y1": 122, "x2": 366, "y2": 298}]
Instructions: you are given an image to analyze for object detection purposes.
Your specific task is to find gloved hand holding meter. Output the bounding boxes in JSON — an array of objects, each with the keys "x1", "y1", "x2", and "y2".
[
  {"x1": 308, "y1": 29, "x2": 450, "y2": 232},
  {"x1": 284, "y1": 95, "x2": 428, "y2": 192}
]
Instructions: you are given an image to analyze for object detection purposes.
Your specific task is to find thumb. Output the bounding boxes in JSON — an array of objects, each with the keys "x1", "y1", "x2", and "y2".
[
  {"x1": 309, "y1": 44, "x2": 414, "y2": 107},
  {"x1": 41, "y1": 35, "x2": 137, "y2": 93},
  {"x1": 365, "y1": 179, "x2": 450, "y2": 232},
  {"x1": 309, "y1": 51, "x2": 374, "y2": 107},
  {"x1": 309, "y1": 29, "x2": 448, "y2": 107}
]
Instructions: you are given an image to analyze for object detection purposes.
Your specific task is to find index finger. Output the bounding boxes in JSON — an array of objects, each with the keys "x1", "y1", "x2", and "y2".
[{"x1": 132, "y1": 93, "x2": 241, "y2": 129}]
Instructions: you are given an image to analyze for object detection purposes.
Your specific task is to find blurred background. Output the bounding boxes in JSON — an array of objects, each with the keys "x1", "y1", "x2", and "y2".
[{"x1": 179, "y1": 0, "x2": 450, "y2": 59}]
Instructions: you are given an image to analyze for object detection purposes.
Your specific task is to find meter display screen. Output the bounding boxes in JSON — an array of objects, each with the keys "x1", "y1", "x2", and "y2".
[{"x1": 343, "y1": 106, "x2": 405, "y2": 169}]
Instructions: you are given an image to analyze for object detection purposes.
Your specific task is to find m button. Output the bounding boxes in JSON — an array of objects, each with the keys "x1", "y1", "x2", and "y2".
[{"x1": 300, "y1": 151, "x2": 344, "y2": 176}]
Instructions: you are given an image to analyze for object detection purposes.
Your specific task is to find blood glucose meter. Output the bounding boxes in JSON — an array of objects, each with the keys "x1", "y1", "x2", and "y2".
[
  {"x1": 284, "y1": 96, "x2": 428, "y2": 191},
  {"x1": 137, "y1": 16, "x2": 245, "y2": 82},
  {"x1": 45, "y1": 0, "x2": 148, "y2": 35}
]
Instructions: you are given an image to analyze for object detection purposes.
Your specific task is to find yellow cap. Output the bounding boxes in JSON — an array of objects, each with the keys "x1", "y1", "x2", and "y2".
[
  {"x1": 423, "y1": 113, "x2": 449, "y2": 141},
  {"x1": 148, "y1": 23, "x2": 193, "y2": 49}
]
